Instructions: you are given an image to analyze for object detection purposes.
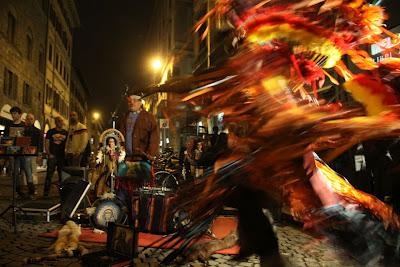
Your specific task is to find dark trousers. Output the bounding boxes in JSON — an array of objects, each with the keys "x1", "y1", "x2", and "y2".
[
  {"x1": 44, "y1": 157, "x2": 64, "y2": 196},
  {"x1": 13, "y1": 156, "x2": 35, "y2": 195},
  {"x1": 65, "y1": 153, "x2": 82, "y2": 167}
]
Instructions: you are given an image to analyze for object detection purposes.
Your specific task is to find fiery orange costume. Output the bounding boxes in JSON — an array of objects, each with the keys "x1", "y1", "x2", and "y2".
[{"x1": 145, "y1": 0, "x2": 400, "y2": 265}]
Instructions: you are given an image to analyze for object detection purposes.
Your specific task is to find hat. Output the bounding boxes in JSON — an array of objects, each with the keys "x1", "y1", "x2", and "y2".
[{"x1": 127, "y1": 89, "x2": 144, "y2": 100}]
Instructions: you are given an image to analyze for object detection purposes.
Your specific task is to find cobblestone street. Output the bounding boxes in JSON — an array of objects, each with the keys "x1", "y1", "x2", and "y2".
[{"x1": 0, "y1": 173, "x2": 382, "y2": 266}]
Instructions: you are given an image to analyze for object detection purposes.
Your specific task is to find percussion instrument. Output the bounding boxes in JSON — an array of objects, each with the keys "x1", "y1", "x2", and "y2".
[{"x1": 90, "y1": 197, "x2": 127, "y2": 230}]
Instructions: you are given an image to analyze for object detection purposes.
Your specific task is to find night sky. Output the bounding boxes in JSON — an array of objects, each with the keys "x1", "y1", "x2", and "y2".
[{"x1": 73, "y1": 0, "x2": 156, "y2": 125}]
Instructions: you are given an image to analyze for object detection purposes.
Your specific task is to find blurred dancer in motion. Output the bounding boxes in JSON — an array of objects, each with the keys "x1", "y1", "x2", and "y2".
[{"x1": 150, "y1": 0, "x2": 400, "y2": 265}]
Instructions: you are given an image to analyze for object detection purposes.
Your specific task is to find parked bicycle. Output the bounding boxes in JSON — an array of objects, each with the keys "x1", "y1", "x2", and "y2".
[{"x1": 154, "y1": 148, "x2": 185, "y2": 190}]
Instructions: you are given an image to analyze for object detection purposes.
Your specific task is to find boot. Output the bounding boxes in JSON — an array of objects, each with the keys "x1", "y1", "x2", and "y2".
[
  {"x1": 43, "y1": 180, "x2": 51, "y2": 197},
  {"x1": 28, "y1": 183, "x2": 36, "y2": 199}
]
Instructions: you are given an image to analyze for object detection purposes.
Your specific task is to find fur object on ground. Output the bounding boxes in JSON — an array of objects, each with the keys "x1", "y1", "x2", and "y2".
[
  {"x1": 24, "y1": 220, "x2": 91, "y2": 264},
  {"x1": 52, "y1": 220, "x2": 82, "y2": 256}
]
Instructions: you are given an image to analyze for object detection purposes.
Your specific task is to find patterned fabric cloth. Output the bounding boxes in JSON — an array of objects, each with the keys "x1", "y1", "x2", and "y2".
[
  {"x1": 115, "y1": 160, "x2": 154, "y2": 193},
  {"x1": 136, "y1": 192, "x2": 176, "y2": 234}
]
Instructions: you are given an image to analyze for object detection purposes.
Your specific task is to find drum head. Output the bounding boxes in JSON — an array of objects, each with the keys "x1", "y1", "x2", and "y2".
[{"x1": 90, "y1": 197, "x2": 127, "y2": 230}]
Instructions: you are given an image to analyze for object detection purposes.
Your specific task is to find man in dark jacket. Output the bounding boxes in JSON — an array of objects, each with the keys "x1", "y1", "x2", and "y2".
[
  {"x1": 116, "y1": 90, "x2": 160, "y2": 216},
  {"x1": 118, "y1": 93, "x2": 159, "y2": 162}
]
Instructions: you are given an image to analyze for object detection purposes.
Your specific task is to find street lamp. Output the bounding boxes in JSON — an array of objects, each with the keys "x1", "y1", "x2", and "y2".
[
  {"x1": 150, "y1": 58, "x2": 162, "y2": 72},
  {"x1": 92, "y1": 112, "x2": 100, "y2": 120}
]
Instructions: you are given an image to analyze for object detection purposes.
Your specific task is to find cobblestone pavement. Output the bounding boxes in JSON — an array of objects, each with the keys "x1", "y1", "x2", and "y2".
[{"x1": 0, "y1": 173, "x2": 390, "y2": 266}]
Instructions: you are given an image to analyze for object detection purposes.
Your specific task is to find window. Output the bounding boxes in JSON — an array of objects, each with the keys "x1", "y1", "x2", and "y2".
[
  {"x1": 26, "y1": 34, "x2": 33, "y2": 60},
  {"x1": 55, "y1": 53, "x2": 59, "y2": 70},
  {"x1": 22, "y1": 82, "x2": 32, "y2": 106},
  {"x1": 48, "y1": 44, "x2": 53, "y2": 62},
  {"x1": 45, "y1": 84, "x2": 52, "y2": 104},
  {"x1": 53, "y1": 91, "x2": 60, "y2": 111},
  {"x1": 39, "y1": 48, "x2": 45, "y2": 73},
  {"x1": 3, "y1": 68, "x2": 17, "y2": 98},
  {"x1": 59, "y1": 60, "x2": 63, "y2": 74},
  {"x1": 7, "y1": 12, "x2": 16, "y2": 44},
  {"x1": 175, "y1": 2, "x2": 192, "y2": 42}
]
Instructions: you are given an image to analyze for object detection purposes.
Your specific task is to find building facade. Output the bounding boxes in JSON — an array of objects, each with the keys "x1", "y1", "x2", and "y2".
[
  {"x1": 0, "y1": 0, "x2": 85, "y2": 135},
  {"x1": 70, "y1": 68, "x2": 89, "y2": 125},
  {"x1": 43, "y1": 0, "x2": 80, "y2": 132},
  {"x1": 0, "y1": 0, "x2": 47, "y2": 131},
  {"x1": 70, "y1": 67, "x2": 101, "y2": 148},
  {"x1": 148, "y1": 0, "x2": 195, "y2": 151}
]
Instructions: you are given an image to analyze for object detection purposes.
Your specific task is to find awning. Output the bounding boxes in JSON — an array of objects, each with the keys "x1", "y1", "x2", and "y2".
[{"x1": 0, "y1": 104, "x2": 12, "y2": 120}]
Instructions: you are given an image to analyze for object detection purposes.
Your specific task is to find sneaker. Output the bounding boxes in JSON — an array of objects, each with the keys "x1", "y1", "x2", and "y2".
[
  {"x1": 16, "y1": 192, "x2": 26, "y2": 200},
  {"x1": 16, "y1": 195, "x2": 24, "y2": 201}
]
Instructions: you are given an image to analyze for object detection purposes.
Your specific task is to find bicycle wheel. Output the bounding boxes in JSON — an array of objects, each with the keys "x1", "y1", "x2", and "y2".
[{"x1": 154, "y1": 170, "x2": 179, "y2": 190}]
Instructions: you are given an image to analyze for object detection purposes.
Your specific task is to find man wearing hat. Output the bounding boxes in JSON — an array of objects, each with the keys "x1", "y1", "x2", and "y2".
[{"x1": 116, "y1": 90, "x2": 160, "y2": 211}]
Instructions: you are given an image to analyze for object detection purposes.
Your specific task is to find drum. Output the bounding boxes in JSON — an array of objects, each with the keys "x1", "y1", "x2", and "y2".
[
  {"x1": 90, "y1": 197, "x2": 127, "y2": 230},
  {"x1": 136, "y1": 187, "x2": 178, "y2": 234}
]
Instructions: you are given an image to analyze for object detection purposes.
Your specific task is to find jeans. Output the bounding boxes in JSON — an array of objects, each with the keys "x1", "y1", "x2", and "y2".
[
  {"x1": 13, "y1": 156, "x2": 35, "y2": 195},
  {"x1": 44, "y1": 157, "x2": 64, "y2": 196}
]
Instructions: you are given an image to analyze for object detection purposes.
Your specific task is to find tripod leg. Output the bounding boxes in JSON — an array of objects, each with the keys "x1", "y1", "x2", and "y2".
[
  {"x1": 11, "y1": 156, "x2": 19, "y2": 233},
  {"x1": 0, "y1": 205, "x2": 12, "y2": 218}
]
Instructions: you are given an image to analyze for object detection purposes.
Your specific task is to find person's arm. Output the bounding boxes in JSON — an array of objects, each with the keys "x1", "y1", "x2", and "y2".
[
  {"x1": 45, "y1": 138, "x2": 52, "y2": 158},
  {"x1": 147, "y1": 114, "x2": 160, "y2": 160},
  {"x1": 96, "y1": 149, "x2": 103, "y2": 164},
  {"x1": 75, "y1": 127, "x2": 88, "y2": 154},
  {"x1": 65, "y1": 129, "x2": 71, "y2": 154},
  {"x1": 118, "y1": 147, "x2": 126, "y2": 163},
  {"x1": 37, "y1": 129, "x2": 44, "y2": 153},
  {"x1": 79, "y1": 129, "x2": 89, "y2": 154}
]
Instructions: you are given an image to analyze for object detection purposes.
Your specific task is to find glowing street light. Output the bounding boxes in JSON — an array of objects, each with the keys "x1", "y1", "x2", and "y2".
[
  {"x1": 92, "y1": 112, "x2": 100, "y2": 120},
  {"x1": 150, "y1": 58, "x2": 162, "y2": 71}
]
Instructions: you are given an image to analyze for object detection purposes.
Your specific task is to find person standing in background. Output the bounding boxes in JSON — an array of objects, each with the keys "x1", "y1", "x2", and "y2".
[
  {"x1": 5, "y1": 107, "x2": 30, "y2": 199},
  {"x1": 65, "y1": 111, "x2": 88, "y2": 166},
  {"x1": 43, "y1": 116, "x2": 68, "y2": 197},
  {"x1": 24, "y1": 113, "x2": 43, "y2": 197}
]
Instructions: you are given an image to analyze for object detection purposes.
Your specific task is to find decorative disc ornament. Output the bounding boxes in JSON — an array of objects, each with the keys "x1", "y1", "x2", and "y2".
[{"x1": 99, "y1": 128, "x2": 125, "y2": 149}]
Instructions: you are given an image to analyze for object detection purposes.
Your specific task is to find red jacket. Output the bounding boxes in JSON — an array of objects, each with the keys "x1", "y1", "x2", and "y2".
[{"x1": 118, "y1": 110, "x2": 160, "y2": 161}]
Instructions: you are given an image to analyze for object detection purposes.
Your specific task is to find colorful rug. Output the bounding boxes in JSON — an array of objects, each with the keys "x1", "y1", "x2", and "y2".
[{"x1": 39, "y1": 216, "x2": 239, "y2": 254}]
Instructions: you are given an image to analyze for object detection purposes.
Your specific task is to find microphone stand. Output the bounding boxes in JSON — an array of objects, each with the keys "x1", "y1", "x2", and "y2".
[
  {"x1": 110, "y1": 85, "x2": 129, "y2": 129},
  {"x1": 108, "y1": 85, "x2": 129, "y2": 194}
]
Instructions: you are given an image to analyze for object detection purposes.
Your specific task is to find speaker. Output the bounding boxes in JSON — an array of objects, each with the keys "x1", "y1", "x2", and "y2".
[
  {"x1": 61, "y1": 166, "x2": 88, "y2": 181},
  {"x1": 60, "y1": 177, "x2": 91, "y2": 220}
]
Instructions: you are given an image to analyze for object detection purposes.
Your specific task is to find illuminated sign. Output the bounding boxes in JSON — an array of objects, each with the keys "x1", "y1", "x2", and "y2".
[{"x1": 370, "y1": 25, "x2": 400, "y2": 63}]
